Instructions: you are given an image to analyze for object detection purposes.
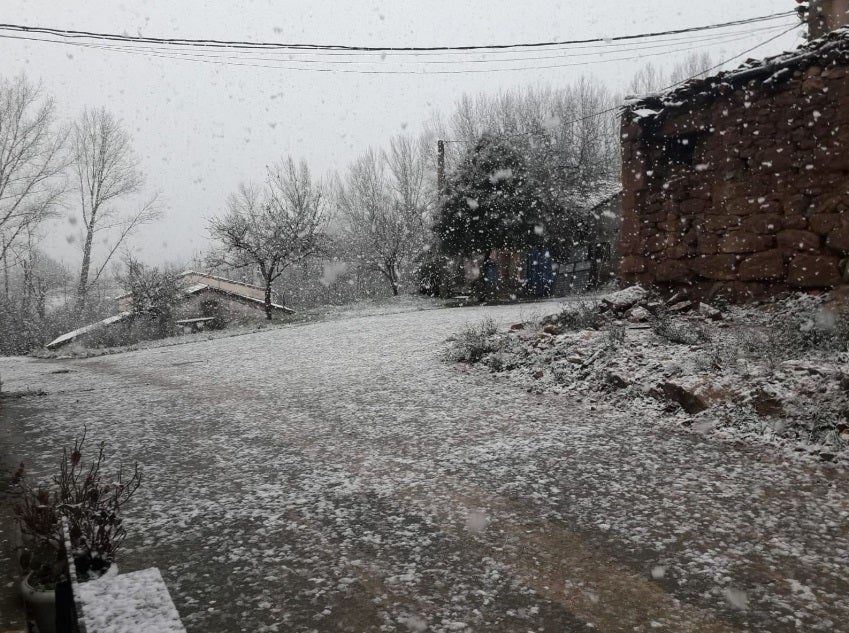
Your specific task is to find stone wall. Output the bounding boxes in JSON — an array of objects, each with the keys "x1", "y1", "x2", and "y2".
[{"x1": 620, "y1": 32, "x2": 849, "y2": 301}]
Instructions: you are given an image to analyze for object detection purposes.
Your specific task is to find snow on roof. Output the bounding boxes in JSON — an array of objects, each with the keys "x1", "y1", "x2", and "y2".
[
  {"x1": 583, "y1": 181, "x2": 624, "y2": 211},
  {"x1": 561, "y1": 180, "x2": 623, "y2": 214},
  {"x1": 46, "y1": 312, "x2": 132, "y2": 350},
  {"x1": 184, "y1": 283, "x2": 295, "y2": 313},
  {"x1": 624, "y1": 26, "x2": 849, "y2": 123},
  {"x1": 182, "y1": 283, "x2": 208, "y2": 294},
  {"x1": 115, "y1": 272, "x2": 265, "y2": 302},
  {"x1": 180, "y1": 270, "x2": 265, "y2": 291}
]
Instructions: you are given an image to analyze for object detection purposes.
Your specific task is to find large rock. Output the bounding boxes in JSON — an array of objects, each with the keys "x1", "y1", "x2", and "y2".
[
  {"x1": 602, "y1": 286, "x2": 648, "y2": 312},
  {"x1": 698, "y1": 302, "x2": 722, "y2": 320},
  {"x1": 776, "y1": 229, "x2": 821, "y2": 252},
  {"x1": 627, "y1": 306, "x2": 651, "y2": 323},
  {"x1": 809, "y1": 214, "x2": 843, "y2": 236},
  {"x1": 661, "y1": 380, "x2": 733, "y2": 414},
  {"x1": 718, "y1": 231, "x2": 774, "y2": 253},
  {"x1": 689, "y1": 254, "x2": 739, "y2": 280},
  {"x1": 740, "y1": 213, "x2": 783, "y2": 234},
  {"x1": 704, "y1": 215, "x2": 742, "y2": 232},
  {"x1": 738, "y1": 250, "x2": 786, "y2": 281},
  {"x1": 680, "y1": 198, "x2": 707, "y2": 215},
  {"x1": 620, "y1": 255, "x2": 647, "y2": 274},
  {"x1": 787, "y1": 254, "x2": 842, "y2": 287},
  {"x1": 653, "y1": 260, "x2": 691, "y2": 282},
  {"x1": 826, "y1": 225, "x2": 849, "y2": 252}
]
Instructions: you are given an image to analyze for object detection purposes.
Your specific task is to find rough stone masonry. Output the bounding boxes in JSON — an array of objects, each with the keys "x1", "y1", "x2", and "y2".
[{"x1": 619, "y1": 28, "x2": 849, "y2": 301}]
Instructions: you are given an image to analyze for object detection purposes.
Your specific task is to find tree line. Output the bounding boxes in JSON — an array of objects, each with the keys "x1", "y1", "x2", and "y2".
[
  {"x1": 0, "y1": 75, "x2": 158, "y2": 353},
  {"x1": 1, "y1": 53, "x2": 714, "y2": 351}
]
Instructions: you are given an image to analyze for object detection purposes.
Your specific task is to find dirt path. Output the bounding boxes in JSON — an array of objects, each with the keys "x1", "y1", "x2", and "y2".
[{"x1": 0, "y1": 301, "x2": 847, "y2": 632}]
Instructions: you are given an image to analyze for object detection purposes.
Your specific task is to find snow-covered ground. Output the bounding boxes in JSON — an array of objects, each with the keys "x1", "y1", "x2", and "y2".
[
  {"x1": 447, "y1": 290, "x2": 849, "y2": 466},
  {"x1": 1, "y1": 298, "x2": 848, "y2": 632},
  {"x1": 33, "y1": 294, "x2": 447, "y2": 359}
]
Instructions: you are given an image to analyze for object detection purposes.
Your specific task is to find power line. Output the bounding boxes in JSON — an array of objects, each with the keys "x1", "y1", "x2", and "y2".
[
  {"x1": 110, "y1": 22, "x2": 794, "y2": 58},
  {"x1": 0, "y1": 11, "x2": 797, "y2": 53},
  {"x1": 659, "y1": 22, "x2": 801, "y2": 91},
  {"x1": 19, "y1": 23, "x2": 788, "y2": 66},
  {"x1": 441, "y1": 23, "x2": 803, "y2": 144},
  {"x1": 0, "y1": 23, "x2": 797, "y2": 75}
]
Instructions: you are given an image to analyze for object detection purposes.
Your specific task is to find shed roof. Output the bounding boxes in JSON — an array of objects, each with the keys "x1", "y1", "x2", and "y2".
[{"x1": 184, "y1": 283, "x2": 295, "y2": 313}]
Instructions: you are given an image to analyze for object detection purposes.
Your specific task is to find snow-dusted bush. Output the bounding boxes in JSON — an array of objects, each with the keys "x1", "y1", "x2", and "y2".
[
  {"x1": 446, "y1": 317, "x2": 501, "y2": 362},
  {"x1": 604, "y1": 324, "x2": 627, "y2": 347},
  {"x1": 763, "y1": 310, "x2": 849, "y2": 357},
  {"x1": 554, "y1": 301, "x2": 604, "y2": 331},
  {"x1": 15, "y1": 429, "x2": 142, "y2": 586},
  {"x1": 652, "y1": 312, "x2": 711, "y2": 345}
]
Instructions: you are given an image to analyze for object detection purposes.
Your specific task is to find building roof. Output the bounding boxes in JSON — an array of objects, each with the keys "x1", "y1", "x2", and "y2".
[
  {"x1": 561, "y1": 180, "x2": 623, "y2": 214},
  {"x1": 113, "y1": 270, "x2": 267, "y2": 303},
  {"x1": 46, "y1": 312, "x2": 132, "y2": 350},
  {"x1": 623, "y1": 26, "x2": 849, "y2": 124},
  {"x1": 179, "y1": 270, "x2": 265, "y2": 292},
  {"x1": 184, "y1": 283, "x2": 295, "y2": 313}
]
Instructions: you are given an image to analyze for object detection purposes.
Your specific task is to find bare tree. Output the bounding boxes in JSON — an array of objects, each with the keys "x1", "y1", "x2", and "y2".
[
  {"x1": 629, "y1": 53, "x2": 715, "y2": 96},
  {"x1": 438, "y1": 81, "x2": 621, "y2": 188},
  {"x1": 209, "y1": 157, "x2": 327, "y2": 319},
  {"x1": 71, "y1": 107, "x2": 159, "y2": 313},
  {"x1": 0, "y1": 75, "x2": 66, "y2": 271},
  {"x1": 336, "y1": 140, "x2": 433, "y2": 296}
]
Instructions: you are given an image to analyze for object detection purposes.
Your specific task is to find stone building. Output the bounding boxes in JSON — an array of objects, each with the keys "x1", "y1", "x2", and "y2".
[
  {"x1": 619, "y1": 24, "x2": 849, "y2": 300},
  {"x1": 47, "y1": 271, "x2": 294, "y2": 350}
]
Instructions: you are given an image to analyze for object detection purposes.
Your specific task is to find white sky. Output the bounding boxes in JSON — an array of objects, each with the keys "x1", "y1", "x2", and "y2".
[{"x1": 1, "y1": 0, "x2": 804, "y2": 268}]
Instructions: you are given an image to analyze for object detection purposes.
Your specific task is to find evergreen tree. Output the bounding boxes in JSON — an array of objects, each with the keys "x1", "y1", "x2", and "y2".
[{"x1": 436, "y1": 134, "x2": 547, "y2": 261}]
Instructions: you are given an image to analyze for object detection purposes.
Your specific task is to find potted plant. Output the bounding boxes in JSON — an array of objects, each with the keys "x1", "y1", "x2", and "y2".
[{"x1": 14, "y1": 429, "x2": 142, "y2": 633}]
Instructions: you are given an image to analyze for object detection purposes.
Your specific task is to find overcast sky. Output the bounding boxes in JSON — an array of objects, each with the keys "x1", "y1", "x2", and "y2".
[{"x1": 2, "y1": 0, "x2": 803, "y2": 268}]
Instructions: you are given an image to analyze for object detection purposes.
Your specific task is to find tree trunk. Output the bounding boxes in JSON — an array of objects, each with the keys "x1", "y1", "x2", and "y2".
[
  {"x1": 76, "y1": 227, "x2": 95, "y2": 314},
  {"x1": 263, "y1": 280, "x2": 273, "y2": 320},
  {"x1": 2, "y1": 247, "x2": 8, "y2": 299},
  {"x1": 382, "y1": 260, "x2": 400, "y2": 296}
]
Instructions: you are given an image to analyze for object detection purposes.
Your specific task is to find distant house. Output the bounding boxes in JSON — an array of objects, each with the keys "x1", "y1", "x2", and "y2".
[
  {"x1": 552, "y1": 183, "x2": 623, "y2": 295},
  {"x1": 456, "y1": 183, "x2": 623, "y2": 299},
  {"x1": 619, "y1": 14, "x2": 849, "y2": 301},
  {"x1": 116, "y1": 271, "x2": 294, "y2": 320},
  {"x1": 46, "y1": 271, "x2": 294, "y2": 350}
]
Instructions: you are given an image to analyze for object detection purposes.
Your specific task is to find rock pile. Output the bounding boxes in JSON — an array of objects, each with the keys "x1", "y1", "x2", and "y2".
[
  {"x1": 454, "y1": 287, "x2": 849, "y2": 464},
  {"x1": 540, "y1": 285, "x2": 723, "y2": 331}
]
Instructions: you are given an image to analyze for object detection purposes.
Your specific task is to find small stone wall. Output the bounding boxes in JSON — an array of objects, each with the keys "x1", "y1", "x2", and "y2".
[{"x1": 619, "y1": 31, "x2": 849, "y2": 301}]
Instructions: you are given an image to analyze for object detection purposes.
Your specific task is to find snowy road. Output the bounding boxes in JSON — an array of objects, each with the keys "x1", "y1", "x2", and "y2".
[{"x1": 1, "y1": 301, "x2": 848, "y2": 633}]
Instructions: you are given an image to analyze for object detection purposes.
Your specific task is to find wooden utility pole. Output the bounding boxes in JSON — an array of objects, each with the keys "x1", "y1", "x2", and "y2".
[
  {"x1": 435, "y1": 139, "x2": 451, "y2": 299},
  {"x1": 437, "y1": 140, "x2": 446, "y2": 196}
]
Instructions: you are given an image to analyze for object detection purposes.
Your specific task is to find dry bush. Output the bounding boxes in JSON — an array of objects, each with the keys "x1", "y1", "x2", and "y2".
[{"x1": 446, "y1": 317, "x2": 501, "y2": 363}]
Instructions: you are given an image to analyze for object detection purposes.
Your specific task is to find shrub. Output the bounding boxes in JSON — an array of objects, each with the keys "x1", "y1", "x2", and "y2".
[
  {"x1": 556, "y1": 302, "x2": 604, "y2": 331},
  {"x1": 766, "y1": 310, "x2": 849, "y2": 356},
  {"x1": 604, "y1": 325, "x2": 626, "y2": 348},
  {"x1": 15, "y1": 429, "x2": 142, "y2": 585},
  {"x1": 446, "y1": 317, "x2": 501, "y2": 363},
  {"x1": 652, "y1": 312, "x2": 712, "y2": 345}
]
